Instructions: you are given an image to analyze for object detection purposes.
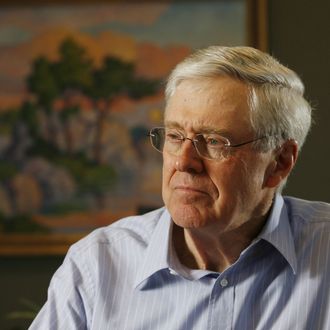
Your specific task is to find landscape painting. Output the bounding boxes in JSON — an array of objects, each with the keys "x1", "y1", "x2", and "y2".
[{"x1": 0, "y1": 0, "x2": 264, "y2": 254}]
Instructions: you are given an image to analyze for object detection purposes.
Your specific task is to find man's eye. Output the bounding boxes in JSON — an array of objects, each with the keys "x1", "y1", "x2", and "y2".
[
  {"x1": 207, "y1": 138, "x2": 219, "y2": 145},
  {"x1": 166, "y1": 132, "x2": 182, "y2": 141},
  {"x1": 205, "y1": 136, "x2": 223, "y2": 147}
]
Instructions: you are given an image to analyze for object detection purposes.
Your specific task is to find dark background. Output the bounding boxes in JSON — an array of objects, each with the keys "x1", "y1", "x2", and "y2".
[
  {"x1": 1, "y1": 0, "x2": 329, "y2": 329},
  {"x1": 269, "y1": 0, "x2": 330, "y2": 203}
]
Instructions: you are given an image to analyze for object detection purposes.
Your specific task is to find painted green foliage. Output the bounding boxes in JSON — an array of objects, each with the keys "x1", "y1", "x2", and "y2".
[{"x1": 0, "y1": 37, "x2": 160, "y2": 232}]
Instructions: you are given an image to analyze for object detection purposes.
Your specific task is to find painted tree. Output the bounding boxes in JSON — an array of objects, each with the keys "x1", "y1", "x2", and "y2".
[
  {"x1": 26, "y1": 38, "x2": 160, "y2": 207},
  {"x1": 27, "y1": 57, "x2": 58, "y2": 110},
  {"x1": 53, "y1": 37, "x2": 94, "y2": 154},
  {"x1": 54, "y1": 37, "x2": 93, "y2": 94},
  {"x1": 88, "y1": 56, "x2": 160, "y2": 164},
  {"x1": 27, "y1": 56, "x2": 59, "y2": 146}
]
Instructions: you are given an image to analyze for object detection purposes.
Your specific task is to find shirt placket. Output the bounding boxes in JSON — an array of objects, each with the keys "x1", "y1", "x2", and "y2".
[{"x1": 207, "y1": 273, "x2": 234, "y2": 330}]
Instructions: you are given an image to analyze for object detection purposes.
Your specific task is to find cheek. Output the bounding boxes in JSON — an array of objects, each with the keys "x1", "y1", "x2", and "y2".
[
  {"x1": 208, "y1": 159, "x2": 250, "y2": 202},
  {"x1": 225, "y1": 155, "x2": 267, "y2": 196},
  {"x1": 161, "y1": 155, "x2": 175, "y2": 198},
  {"x1": 162, "y1": 155, "x2": 173, "y2": 181},
  {"x1": 208, "y1": 161, "x2": 237, "y2": 189}
]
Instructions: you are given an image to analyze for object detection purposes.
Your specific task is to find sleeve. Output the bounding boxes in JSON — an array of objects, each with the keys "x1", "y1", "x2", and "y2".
[{"x1": 28, "y1": 247, "x2": 94, "y2": 330}]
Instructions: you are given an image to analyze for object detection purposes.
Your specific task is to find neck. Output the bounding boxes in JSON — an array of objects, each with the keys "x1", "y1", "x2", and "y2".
[{"x1": 173, "y1": 206, "x2": 272, "y2": 273}]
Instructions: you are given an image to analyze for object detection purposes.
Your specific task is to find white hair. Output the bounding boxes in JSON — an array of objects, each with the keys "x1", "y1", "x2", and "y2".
[{"x1": 165, "y1": 46, "x2": 312, "y2": 151}]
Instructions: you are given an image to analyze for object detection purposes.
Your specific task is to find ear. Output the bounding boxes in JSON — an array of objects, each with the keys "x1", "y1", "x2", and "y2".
[{"x1": 264, "y1": 140, "x2": 298, "y2": 188}]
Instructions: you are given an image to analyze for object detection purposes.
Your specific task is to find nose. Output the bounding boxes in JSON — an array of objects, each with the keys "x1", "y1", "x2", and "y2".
[{"x1": 174, "y1": 139, "x2": 204, "y2": 173}]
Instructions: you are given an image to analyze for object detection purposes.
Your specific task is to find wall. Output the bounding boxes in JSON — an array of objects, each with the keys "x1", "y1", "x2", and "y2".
[
  {"x1": 269, "y1": 0, "x2": 330, "y2": 202},
  {"x1": 1, "y1": 1, "x2": 329, "y2": 329}
]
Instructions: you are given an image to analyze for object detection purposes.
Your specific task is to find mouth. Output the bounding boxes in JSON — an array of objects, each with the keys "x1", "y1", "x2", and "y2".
[{"x1": 174, "y1": 185, "x2": 208, "y2": 195}]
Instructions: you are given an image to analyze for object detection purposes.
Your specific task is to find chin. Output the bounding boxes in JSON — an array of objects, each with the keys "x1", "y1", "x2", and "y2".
[{"x1": 169, "y1": 204, "x2": 210, "y2": 229}]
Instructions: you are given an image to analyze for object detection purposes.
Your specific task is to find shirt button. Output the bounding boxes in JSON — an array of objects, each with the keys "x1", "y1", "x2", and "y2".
[
  {"x1": 220, "y1": 278, "x2": 228, "y2": 287},
  {"x1": 169, "y1": 269, "x2": 178, "y2": 276}
]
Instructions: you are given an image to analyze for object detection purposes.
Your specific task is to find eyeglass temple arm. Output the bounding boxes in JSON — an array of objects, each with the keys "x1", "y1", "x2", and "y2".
[{"x1": 228, "y1": 136, "x2": 267, "y2": 148}]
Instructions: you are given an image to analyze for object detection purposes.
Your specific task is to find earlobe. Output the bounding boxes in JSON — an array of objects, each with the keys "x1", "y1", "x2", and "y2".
[{"x1": 264, "y1": 140, "x2": 298, "y2": 188}]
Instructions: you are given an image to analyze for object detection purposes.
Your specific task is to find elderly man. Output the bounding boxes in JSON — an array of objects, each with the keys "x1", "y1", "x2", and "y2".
[{"x1": 30, "y1": 46, "x2": 330, "y2": 329}]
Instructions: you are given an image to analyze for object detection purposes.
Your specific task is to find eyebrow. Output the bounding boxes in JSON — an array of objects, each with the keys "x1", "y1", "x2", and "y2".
[{"x1": 164, "y1": 120, "x2": 233, "y2": 137}]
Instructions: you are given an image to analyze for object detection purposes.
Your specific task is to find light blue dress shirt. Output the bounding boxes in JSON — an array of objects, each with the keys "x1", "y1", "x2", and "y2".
[{"x1": 29, "y1": 195, "x2": 330, "y2": 330}]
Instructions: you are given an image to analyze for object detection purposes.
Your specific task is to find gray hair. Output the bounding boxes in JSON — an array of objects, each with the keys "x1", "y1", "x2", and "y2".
[{"x1": 165, "y1": 46, "x2": 312, "y2": 152}]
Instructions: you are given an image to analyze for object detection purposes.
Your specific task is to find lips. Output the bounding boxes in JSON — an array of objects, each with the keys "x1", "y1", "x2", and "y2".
[{"x1": 174, "y1": 185, "x2": 208, "y2": 195}]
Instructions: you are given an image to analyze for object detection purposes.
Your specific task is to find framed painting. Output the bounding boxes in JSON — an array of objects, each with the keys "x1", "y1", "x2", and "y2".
[{"x1": 0, "y1": 0, "x2": 268, "y2": 255}]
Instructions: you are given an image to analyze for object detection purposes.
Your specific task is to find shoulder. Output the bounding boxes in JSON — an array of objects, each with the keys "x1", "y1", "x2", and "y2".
[
  {"x1": 47, "y1": 208, "x2": 167, "y2": 303},
  {"x1": 283, "y1": 196, "x2": 330, "y2": 274},
  {"x1": 68, "y1": 207, "x2": 167, "y2": 256},
  {"x1": 283, "y1": 196, "x2": 330, "y2": 224},
  {"x1": 284, "y1": 196, "x2": 330, "y2": 233}
]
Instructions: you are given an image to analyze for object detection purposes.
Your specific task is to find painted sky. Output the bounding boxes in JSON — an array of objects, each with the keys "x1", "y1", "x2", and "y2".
[
  {"x1": 0, "y1": 1, "x2": 246, "y2": 108},
  {"x1": 83, "y1": 2, "x2": 245, "y2": 48},
  {"x1": 0, "y1": 2, "x2": 246, "y2": 48}
]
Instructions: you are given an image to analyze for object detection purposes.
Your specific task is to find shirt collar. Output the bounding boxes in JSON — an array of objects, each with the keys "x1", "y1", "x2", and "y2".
[
  {"x1": 134, "y1": 208, "x2": 215, "y2": 289},
  {"x1": 134, "y1": 194, "x2": 297, "y2": 289},
  {"x1": 134, "y1": 209, "x2": 173, "y2": 289},
  {"x1": 255, "y1": 193, "x2": 297, "y2": 274}
]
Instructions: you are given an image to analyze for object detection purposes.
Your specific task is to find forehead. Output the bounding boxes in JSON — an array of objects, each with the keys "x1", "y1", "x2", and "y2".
[{"x1": 164, "y1": 76, "x2": 252, "y2": 134}]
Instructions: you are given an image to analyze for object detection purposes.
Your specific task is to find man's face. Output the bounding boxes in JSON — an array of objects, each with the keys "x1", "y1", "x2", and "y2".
[{"x1": 162, "y1": 76, "x2": 275, "y2": 233}]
